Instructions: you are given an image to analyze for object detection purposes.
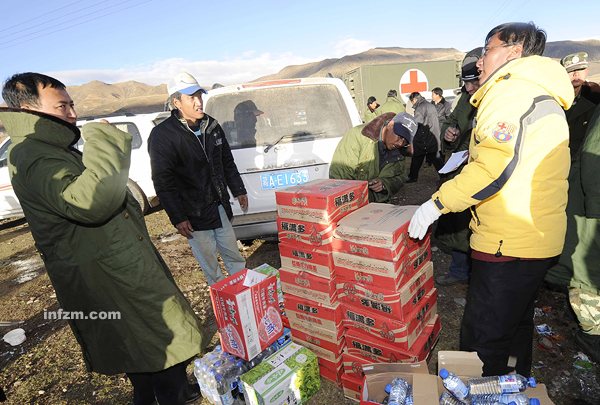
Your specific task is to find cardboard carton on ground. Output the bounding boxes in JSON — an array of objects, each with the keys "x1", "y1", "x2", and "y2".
[
  {"x1": 284, "y1": 293, "x2": 343, "y2": 332},
  {"x1": 276, "y1": 179, "x2": 369, "y2": 224},
  {"x1": 288, "y1": 315, "x2": 344, "y2": 343},
  {"x1": 279, "y1": 242, "x2": 335, "y2": 279},
  {"x1": 240, "y1": 342, "x2": 320, "y2": 405},
  {"x1": 290, "y1": 328, "x2": 346, "y2": 362},
  {"x1": 333, "y1": 239, "x2": 431, "y2": 289},
  {"x1": 252, "y1": 263, "x2": 286, "y2": 320},
  {"x1": 343, "y1": 351, "x2": 371, "y2": 379},
  {"x1": 345, "y1": 315, "x2": 441, "y2": 364},
  {"x1": 359, "y1": 361, "x2": 439, "y2": 405},
  {"x1": 342, "y1": 373, "x2": 363, "y2": 402},
  {"x1": 337, "y1": 261, "x2": 435, "y2": 321},
  {"x1": 210, "y1": 269, "x2": 283, "y2": 361},
  {"x1": 341, "y1": 288, "x2": 438, "y2": 348},
  {"x1": 279, "y1": 266, "x2": 338, "y2": 307},
  {"x1": 318, "y1": 356, "x2": 344, "y2": 386},
  {"x1": 277, "y1": 217, "x2": 335, "y2": 249},
  {"x1": 437, "y1": 351, "x2": 555, "y2": 405}
]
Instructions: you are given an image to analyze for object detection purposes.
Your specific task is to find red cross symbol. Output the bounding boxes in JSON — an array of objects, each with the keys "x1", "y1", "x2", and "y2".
[
  {"x1": 497, "y1": 123, "x2": 507, "y2": 130},
  {"x1": 400, "y1": 69, "x2": 428, "y2": 94}
]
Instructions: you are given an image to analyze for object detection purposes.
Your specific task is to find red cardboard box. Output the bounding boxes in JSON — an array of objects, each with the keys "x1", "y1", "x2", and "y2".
[
  {"x1": 344, "y1": 315, "x2": 441, "y2": 364},
  {"x1": 319, "y1": 362, "x2": 344, "y2": 386},
  {"x1": 291, "y1": 328, "x2": 345, "y2": 356},
  {"x1": 292, "y1": 334, "x2": 345, "y2": 363},
  {"x1": 275, "y1": 179, "x2": 369, "y2": 224},
  {"x1": 333, "y1": 204, "x2": 423, "y2": 254},
  {"x1": 288, "y1": 315, "x2": 344, "y2": 343},
  {"x1": 342, "y1": 373, "x2": 363, "y2": 402},
  {"x1": 343, "y1": 351, "x2": 371, "y2": 379},
  {"x1": 284, "y1": 293, "x2": 344, "y2": 332},
  {"x1": 277, "y1": 217, "x2": 335, "y2": 249},
  {"x1": 341, "y1": 288, "x2": 438, "y2": 348},
  {"x1": 333, "y1": 238, "x2": 431, "y2": 289},
  {"x1": 278, "y1": 242, "x2": 335, "y2": 279},
  {"x1": 337, "y1": 261, "x2": 435, "y2": 321},
  {"x1": 209, "y1": 269, "x2": 283, "y2": 361},
  {"x1": 279, "y1": 267, "x2": 338, "y2": 307}
]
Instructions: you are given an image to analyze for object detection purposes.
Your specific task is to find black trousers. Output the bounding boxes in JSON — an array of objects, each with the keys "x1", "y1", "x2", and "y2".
[
  {"x1": 408, "y1": 152, "x2": 444, "y2": 180},
  {"x1": 459, "y1": 257, "x2": 556, "y2": 377},
  {"x1": 127, "y1": 361, "x2": 189, "y2": 405}
]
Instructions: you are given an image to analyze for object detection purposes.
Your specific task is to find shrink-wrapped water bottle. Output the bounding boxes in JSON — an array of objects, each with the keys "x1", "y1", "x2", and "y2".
[
  {"x1": 386, "y1": 377, "x2": 409, "y2": 405},
  {"x1": 215, "y1": 373, "x2": 235, "y2": 405},
  {"x1": 439, "y1": 368, "x2": 470, "y2": 401},
  {"x1": 439, "y1": 391, "x2": 466, "y2": 404},
  {"x1": 468, "y1": 374, "x2": 536, "y2": 395}
]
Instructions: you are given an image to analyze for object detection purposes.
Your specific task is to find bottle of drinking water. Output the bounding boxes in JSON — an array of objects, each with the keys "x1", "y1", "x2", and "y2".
[
  {"x1": 468, "y1": 374, "x2": 536, "y2": 396},
  {"x1": 439, "y1": 368, "x2": 470, "y2": 402},
  {"x1": 215, "y1": 373, "x2": 235, "y2": 405},
  {"x1": 231, "y1": 359, "x2": 248, "y2": 401},
  {"x1": 386, "y1": 377, "x2": 409, "y2": 405},
  {"x1": 439, "y1": 391, "x2": 467, "y2": 405},
  {"x1": 471, "y1": 393, "x2": 539, "y2": 405}
]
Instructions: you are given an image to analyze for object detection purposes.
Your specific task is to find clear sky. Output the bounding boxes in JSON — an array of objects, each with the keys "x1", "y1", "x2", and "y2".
[{"x1": 0, "y1": 0, "x2": 599, "y2": 89}]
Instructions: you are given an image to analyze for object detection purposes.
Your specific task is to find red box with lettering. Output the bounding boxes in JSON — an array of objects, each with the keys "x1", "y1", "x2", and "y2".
[
  {"x1": 209, "y1": 269, "x2": 282, "y2": 361},
  {"x1": 340, "y1": 288, "x2": 438, "y2": 349},
  {"x1": 343, "y1": 351, "x2": 371, "y2": 379},
  {"x1": 337, "y1": 261, "x2": 434, "y2": 321},
  {"x1": 333, "y1": 204, "x2": 424, "y2": 258},
  {"x1": 291, "y1": 328, "x2": 345, "y2": 358},
  {"x1": 275, "y1": 179, "x2": 368, "y2": 224},
  {"x1": 319, "y1": 360, "x2": 344, "y2": 386},
  {"x1": 283, "y1": 293, "x2": 343, "y2": 332},
  {"x1": 342, "y1": 373, "x2": 363, "y2": 402},
  {"x1": 279, "y1": 266, "x2": 338, "y2": 307},
  {"x1": 277, "y1": 217, "x2": 335, "y2": 249},
  {"x1": 278, "y1": 242, "x2": 335, "y2": 279},
  {"x1": 344, "y1": 315, "x2": 441, "y2": 364},
  {"x1": 333, "y1": 237, "x2": 431, "y2": 289}
]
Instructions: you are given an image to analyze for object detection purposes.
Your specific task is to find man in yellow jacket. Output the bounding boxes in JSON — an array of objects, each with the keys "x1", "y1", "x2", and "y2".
[{"x1": 408, "y1": 22, "x2": 574, "y2": 377}]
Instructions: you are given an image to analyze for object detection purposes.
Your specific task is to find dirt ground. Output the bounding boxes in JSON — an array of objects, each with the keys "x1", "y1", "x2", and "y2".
[{"x1": 1, "y1": 162, "x2": 599, "y2": 405}]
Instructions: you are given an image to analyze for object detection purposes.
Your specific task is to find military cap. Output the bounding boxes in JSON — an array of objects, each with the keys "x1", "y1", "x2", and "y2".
[{"x1": 561, "y1": 52, "x2": 589, "y2": 73}]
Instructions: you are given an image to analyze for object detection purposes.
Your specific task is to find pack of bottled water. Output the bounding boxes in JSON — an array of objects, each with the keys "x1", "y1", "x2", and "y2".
[{"x1": 194, "y1": 328, "x2": 292, "y2": 404}]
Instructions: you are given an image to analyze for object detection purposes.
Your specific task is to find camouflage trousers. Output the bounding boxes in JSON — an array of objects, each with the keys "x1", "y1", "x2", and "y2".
[{"x1": 570, "y1": 287, "x2": 600, "y2": 334}]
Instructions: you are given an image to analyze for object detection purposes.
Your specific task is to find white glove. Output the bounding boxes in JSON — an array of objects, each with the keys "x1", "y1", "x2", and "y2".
[{"x1": 408, "y1": 199, "x2": 442, "y2": 240}]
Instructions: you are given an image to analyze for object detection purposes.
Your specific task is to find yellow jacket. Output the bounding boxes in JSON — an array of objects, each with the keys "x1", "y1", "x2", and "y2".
[{"x1": 432, "y1": 56, "x2": 574, "y2": 258}]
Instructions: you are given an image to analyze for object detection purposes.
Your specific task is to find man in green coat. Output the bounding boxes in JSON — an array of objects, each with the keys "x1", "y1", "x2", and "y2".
[
  {"x1": 548, "y1": 104, "x2": 600, "y2": 362},
  {"x1": 329, "y1": 112, "x2": 416, "y2": 203},
  {"x1": 378, "y1": 89, "x2": 405, "y2": 114},
  {"x1": 0, "y1": 73, "x2": 203, "y2": 404}
]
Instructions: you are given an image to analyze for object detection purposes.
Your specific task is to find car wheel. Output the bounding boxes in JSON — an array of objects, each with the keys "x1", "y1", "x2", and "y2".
[{"x1": 127, "y1": 179, "x2": 149, "y2": 214}]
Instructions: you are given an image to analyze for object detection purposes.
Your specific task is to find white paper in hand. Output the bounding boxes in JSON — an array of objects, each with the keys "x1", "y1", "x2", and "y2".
[{"x1": 439, "y1": 151, "x2": 469, "y2": 174}]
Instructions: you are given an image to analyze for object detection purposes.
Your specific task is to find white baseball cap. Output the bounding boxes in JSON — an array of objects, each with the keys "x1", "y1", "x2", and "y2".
[{"x1": 168, "y1": 72, "x2": 207, "y2": 96}]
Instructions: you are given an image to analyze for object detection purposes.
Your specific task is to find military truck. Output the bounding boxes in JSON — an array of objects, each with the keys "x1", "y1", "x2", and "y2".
[{"x1": 342, "y1": 60, "x2": 462, "y2": 119}]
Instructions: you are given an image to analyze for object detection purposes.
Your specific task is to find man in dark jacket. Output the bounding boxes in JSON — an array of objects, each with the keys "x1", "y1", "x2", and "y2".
[
  {"x1": 434, "y1": 48, "x2": 482, "y2": 286},
  {"x1": 1, "y1": 72, "x2": 203, "y2": 405},
  {"x1": 431, "y1": 87, "x2": 452, "y2": 127},
  {"x1": 149, "y1": 72, "x2": 247, "y2": 286},
  {"x1": 407, "y1": 92, "x2": 443, "y2": 182}
]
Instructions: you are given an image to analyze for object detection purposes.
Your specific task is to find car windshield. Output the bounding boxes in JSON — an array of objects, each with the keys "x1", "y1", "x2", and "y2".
[{"x1": 205, "y1": 84, "x2": 353, "y2": 149}]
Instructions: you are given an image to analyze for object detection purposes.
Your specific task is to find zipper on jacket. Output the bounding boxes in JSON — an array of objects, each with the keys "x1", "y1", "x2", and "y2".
[
  {"x1": 470, "y1": 206, "x2": 481, "y2": 226},
  {"x1": 494, "y1": 240, "x2": 503, "y2": 258}
]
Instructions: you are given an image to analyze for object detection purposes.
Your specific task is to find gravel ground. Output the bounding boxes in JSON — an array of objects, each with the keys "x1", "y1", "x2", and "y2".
[{"x1": 0, "y1": 162, "x2": 599, "y2": 404}]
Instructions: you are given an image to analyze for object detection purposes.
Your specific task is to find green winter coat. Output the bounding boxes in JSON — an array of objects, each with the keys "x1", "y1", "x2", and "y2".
[
  {"x1": 329, "y1": 112, "x2": 406, "y2": 203},
  {"x1": 0, "y1": 108, "x2": 203, "y2": 375},
  {"x1": 546, "y1": 104, "x2": 600, "y2": 294},
  {"x1": 434, "y1": 91, "x2": 476, "y2": 254},
  {"x1": 378, "y1": 96, "x2": 405, "y2": 115}
]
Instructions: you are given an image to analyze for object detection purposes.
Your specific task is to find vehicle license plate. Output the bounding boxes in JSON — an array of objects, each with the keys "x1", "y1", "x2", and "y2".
[{"x1": 261, "y1": 169, "x2": 309, "y2": 190}]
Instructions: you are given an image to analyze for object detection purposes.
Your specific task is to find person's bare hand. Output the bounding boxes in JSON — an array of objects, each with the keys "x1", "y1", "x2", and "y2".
[
  {"x1": 368, "y1": 178, "x2": 385, "y2": 193},
  {"x1": 444, "y1": 127, "x2": 460, "y2": 142},
  {"x1": 237, "y1": 194, "x2": 248, "y2": 212},
  {"x1": 175, "y1": 220, "x2": 194, "y2": 239}
]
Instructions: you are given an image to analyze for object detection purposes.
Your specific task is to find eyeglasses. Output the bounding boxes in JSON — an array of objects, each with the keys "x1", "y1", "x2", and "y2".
[{"x1": 481, "y1": 43, "x2": 513, "y2": 57}]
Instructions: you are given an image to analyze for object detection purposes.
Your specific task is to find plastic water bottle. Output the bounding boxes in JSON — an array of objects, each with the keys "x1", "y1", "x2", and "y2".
[
  {"x1": 471, "y1": 393, "x2": 539, "y2": 405},
  {"x1": 439, "y1": 391, "x2": 466, "y2": 405},
  {"x1": 386, "y1": 377, "x2": 409, "y2": 405},
  {"x1": 468, "y1": 374, "x2": 536, "y2": 395},
  {"x1": 215, "y1": 373, "x2": 235, "y2": 405},
  {"x1": 405, "y1": 384, "x2": 414, "y2": 405},
  {"x1": 439, "y1": 368, "x2": 470, "y2": 401}
]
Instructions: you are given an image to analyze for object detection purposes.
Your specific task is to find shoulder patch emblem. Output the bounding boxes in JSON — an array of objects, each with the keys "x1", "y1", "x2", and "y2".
[{"x1": 492, "y1": 122, "x2": 516, "y2": 143}]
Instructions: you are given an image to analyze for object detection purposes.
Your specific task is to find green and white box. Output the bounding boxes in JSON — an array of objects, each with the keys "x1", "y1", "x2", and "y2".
[{"x1": 241, "y1": 342, "x2": 321, "y2": 405}]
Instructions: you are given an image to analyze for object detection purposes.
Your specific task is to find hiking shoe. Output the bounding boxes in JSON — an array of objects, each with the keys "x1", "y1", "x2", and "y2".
[
  {"x1": 185, "y1": 382, "x2": 202, "y2": 404},
  {"x1": 574, "y1": 329, "x2": 600, "y2": 363},
  {"x1": 436, "y1": 273, "x2": 468, "y2": 286}
]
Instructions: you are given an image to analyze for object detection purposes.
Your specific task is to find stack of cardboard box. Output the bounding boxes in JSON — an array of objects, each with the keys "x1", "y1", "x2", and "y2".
[
  {"x1": 275, "y1": 179, "x2": 369, "y2": 386},
  {"x1": 331, "y1": 203, "x2": 442, "y2": 401}
]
